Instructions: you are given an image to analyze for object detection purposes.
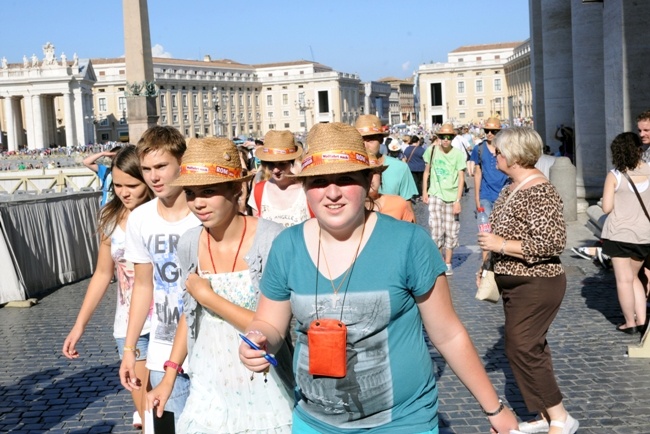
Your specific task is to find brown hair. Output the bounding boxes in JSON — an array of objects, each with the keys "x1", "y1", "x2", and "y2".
[
  {"x1": 98, "y1": 145, "x2": 154, "y2": 236},
  {"x1": 636, "y1": 110, "x2": 650, "y2": 123},
  {"x1": 136, "y1": 126, "x2": 186, "y2": 162}
]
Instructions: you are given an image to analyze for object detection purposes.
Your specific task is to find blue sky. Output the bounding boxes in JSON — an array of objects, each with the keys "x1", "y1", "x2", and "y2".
[{"x1": 1, "y1": 0, "x2": 529, "y2": 81}]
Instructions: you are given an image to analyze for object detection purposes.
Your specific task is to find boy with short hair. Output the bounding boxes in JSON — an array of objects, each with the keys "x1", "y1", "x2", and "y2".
[{"x1": 119, "y1": 126, "x2": 200, "y2": 423}]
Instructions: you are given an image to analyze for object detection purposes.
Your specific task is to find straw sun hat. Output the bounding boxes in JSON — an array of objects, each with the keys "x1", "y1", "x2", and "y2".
[
  {"x1": 437, "y1": 123, "x2": 457, "y2": 136},
  {"x1": 484, "y1": 117, "x2": 502, "y2": 130},
  {"x1": 171, "y1": 137, "x2": 254, "y2": 187},
  {"x1": 355, "y1": 114, "x2": 388, "y2": 137},
  {"x1": 254, "y1": 130, "x2": 302, "y2": 162},
  {"x1": 292, "y1": 122, "x2": 375, "y2": 178}
]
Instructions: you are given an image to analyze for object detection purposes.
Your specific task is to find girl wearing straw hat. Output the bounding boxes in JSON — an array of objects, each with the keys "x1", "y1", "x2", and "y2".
[
  {"x1": 147, "y1": 137, "x2": 294, "y2": 433},
  {"x1": 368, "y1": 155, "x2": 415, "y2": 222},
  {"x1": 248, "y1": 130, "x2": 311, "y2": 227},
  {"x1": 239, "y1": 123, "x2": 518, "y2": 434}
]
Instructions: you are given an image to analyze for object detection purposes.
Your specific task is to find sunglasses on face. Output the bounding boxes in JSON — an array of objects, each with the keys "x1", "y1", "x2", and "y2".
[
  {"x1": 440, "y1": 135, "x2": 454, "y2": 141},
  {"x1": 485, "y1": 129, "x2": 499, "y2": 135},
  {"x1": 265, "y1": 161, "x2": 292, "y2": 169}
]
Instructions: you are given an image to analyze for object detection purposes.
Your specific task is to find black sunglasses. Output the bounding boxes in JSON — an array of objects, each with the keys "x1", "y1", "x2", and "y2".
[
  {"x1": 439, "y1": 134, "x2": 454, "y2": 141},
  {"x1": 485, "y1": 129, "x2": 499, "y2": 135}
]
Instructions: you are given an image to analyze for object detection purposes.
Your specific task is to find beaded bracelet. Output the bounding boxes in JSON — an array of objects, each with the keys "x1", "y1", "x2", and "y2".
[{"x1": 482, "y1": 399, "x2": 504, "y2": 416}]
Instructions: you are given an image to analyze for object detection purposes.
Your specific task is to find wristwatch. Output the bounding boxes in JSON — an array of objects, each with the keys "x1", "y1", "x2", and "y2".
[{"x1": 163, "y1": 360, "x2": 184, "y2": 374}]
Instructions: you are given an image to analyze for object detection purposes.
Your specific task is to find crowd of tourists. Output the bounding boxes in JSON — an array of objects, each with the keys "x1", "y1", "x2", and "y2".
[{"x1": 60, "y1": 111, "x2": 650, "y2": 434}]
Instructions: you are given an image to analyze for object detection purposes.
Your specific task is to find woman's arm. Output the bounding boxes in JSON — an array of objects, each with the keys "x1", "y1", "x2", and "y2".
[
  {"x1": 416, "y1": 276, "x2": 518, "y2": 433},
  {"x1": 62, "y1": 235, "x2": 114, "y2": 358},
  {"x1": 422, "y1": 163, "x2": 431, "y2": 204},
  {"x1": 147, "y1": 315, "x2": 189, "y2": 417},
  {"x1": 239, "y1": 295, "x2": 293, "y2": 372},
  {"x1": 601, "y1": 172, "x2": 616, "y2": 214},
  {"x1": 185, "y1": 273, "x2": 255, "y2": 332}
]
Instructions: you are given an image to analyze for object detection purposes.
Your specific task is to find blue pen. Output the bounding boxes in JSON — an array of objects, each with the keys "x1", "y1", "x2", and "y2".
[{"x1": 239, "y1": 333, "x2": 278, "y2": 367}]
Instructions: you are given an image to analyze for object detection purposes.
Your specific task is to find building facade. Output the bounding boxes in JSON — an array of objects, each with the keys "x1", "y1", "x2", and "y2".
[
  {"x1": 417, "y1": 42, "x2": 521, "y2": 130},
  {"x1": 378, "y1": 77, "x2": 415, "y2": 125},
  {"x1": 504, "y1": 40, "x2": 533, "y2": 125},
  {"x1": 0, "y1": 47, "x2": 361, "y2": 149}
]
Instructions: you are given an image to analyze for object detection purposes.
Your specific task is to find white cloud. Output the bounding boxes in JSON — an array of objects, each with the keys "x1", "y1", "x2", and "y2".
[
  {"x1": 152, "y1": 44, "x2": 172, "y2": 58},
  {"x1": 401, "y1": 61, "x2": 411, "y2": 72}
]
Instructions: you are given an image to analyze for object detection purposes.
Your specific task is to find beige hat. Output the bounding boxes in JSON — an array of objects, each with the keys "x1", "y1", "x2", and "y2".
[
  {"x1": 171, "y1": 137, "x2": 254, "y2": 186},
  {"x1": 437, "y1": 123, "x2": 457, "y2": 136},
  {"x1": 292, "y1": 122, "x2": 371, "y2": 177},
  {"x1": 255, "y1": 130, "x2": 302, "y2": 162},
  {"x1": 355, "y1": 114, "x2": 388, "y2": 137},
  {"x1": 484, "y1": 117, "x2": 502, "y2": 130}
]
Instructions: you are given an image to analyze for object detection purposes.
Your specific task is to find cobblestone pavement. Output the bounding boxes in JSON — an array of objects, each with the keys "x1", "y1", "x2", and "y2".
[{"x1": 1, "y1": 186, "x2": 649, "y2": 433}]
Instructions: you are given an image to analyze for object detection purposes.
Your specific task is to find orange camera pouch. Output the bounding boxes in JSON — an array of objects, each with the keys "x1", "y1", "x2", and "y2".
[{"x1": 308, "y1": 318, "x2": 347, "y2": 378}]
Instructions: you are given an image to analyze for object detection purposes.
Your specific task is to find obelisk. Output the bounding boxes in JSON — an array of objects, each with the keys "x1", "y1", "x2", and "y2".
[{"x1": 123, "y1": 0, "x2": 158, "y2": 144}]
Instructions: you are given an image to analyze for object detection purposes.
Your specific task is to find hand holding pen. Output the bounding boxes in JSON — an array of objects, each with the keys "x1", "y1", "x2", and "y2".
[{"x1": 239, "y1": 333, "x2": 278, "y2": 368}]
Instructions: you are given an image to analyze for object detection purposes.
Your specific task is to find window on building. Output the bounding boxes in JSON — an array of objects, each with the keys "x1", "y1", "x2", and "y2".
[
  {"x1": 458, "y1": 99, "x2": 465, "y2": 106},
  {"x1": 431, "y1": 115, "x2": 443, "y2": 124},
  {"x1": 458, "y1": 58, "x2": 464, "y2": 62},
  {"x1": 183, "y1": 114, "x2": 189, "y2": 122},
  {"x1": 477, "y1": 111, "x2": 484, "y2": 118},
  {"x1": 457, "y1": 81, "x2": 465, "y2": 94},
  {"x1": 161, "y1": 115, "x2": 167, "y2": 124},
  {"x1": 182, "y1": 94, "x2": 188, "y2": 107},
  {"x1": 494, "y1": 78, "x2": 502, "y2": 91},
  {"x1": 430, "y1": 83, "x2": 442, "y2": 106},
  {"x1": 161, "y1": 95, "x2": 167, "y2": 109},
  {"x1": 238, "y1": 94, "x2": 243, "y2": 105},
  {"x1": 204, "y1": 113, "x2": 209, "y2": 122},
  {"x1": 185, "y1": 128, "x2": 189, "y2": 136},
  {"x1": 476, "y1": 72, "x2": 483, "y2": 76},
  {"x1": 173, "y1": 114, "x2": 178, "y2": 123},
  {"x1": 458, "y1": 73, "x2": 464, "y2": 77},
  {"x1": 98, "y1": 98, "x2": 107, "y2": 112},
  {"x1": 283, "y1": 110, "x2": 289, "y2": 117},
  {"x1": 269, "y1": 124, "x2": 275, "y2": 129},
  {"x1": 100, "y1": 118, "x2": 109, "y2": 126},
  {"x1": 101, "y1": 133, "x2": 109, "y2": 141},
  {"x1": 194, "y1": 114, "x2": 199, "y2": 122},
  {"x1": 318, "y1": 91, "x2": 329, "y2": 113},
  {"x1": 477, "y1": 98, "x2": 484, "y2": 105},
  {"x1": 476, "y1": 56, "x2": 482, "y2": 61},
  {"x1": 118, "y1": 97, "x2": 127, "y2": 111},
  {"x1": 495, "y1": 55, "x2": 501, "y2": 60},
  {"x1": 476, "y1": 80, "x2": 483, "y2": 92},
  {"x1": 459, "y1": 112, "x2": 466, "y2": 119},
  {"x1": 172, "y1": 94, "x2": 177, "y2": 108},
  {"x1": 282, "y1": 94, "x2": 288, "y2": 105},
  {"x1": 284, "y1": 123, "x2": 290, "y2": 128},
  {"x1": 267, "y1": 95, "x2": 273, "y2": 105},
  {"x1": 268, "y1": 112, "x2": 273, "y2": 118}
]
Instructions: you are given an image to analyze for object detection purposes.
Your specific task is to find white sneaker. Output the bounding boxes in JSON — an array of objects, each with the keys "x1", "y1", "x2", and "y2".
[
  {"x1": 132, "y1": 411, "x2": 142, "y2": 429},
  {"x1": 550, "y1": 414, "x2": 579, "y2": 434},
  {"x1": 445, "y1": 263, "x2": 453, "y2": 276},
  {"x1": 570, "y1": 246, "x2": 593, "y2": 260}
]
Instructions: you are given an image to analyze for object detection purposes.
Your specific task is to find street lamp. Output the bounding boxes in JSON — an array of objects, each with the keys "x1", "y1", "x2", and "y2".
[
  {"x1": 295, "y1": 92, "x2": 313, "y2": 133},
  {"x1": 204, "y1": 86, "x2": 221, "y2": 136}
]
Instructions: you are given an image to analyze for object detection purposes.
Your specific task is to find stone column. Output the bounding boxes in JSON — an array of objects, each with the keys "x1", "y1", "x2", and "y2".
[
  {"x1": 31, "y1": 95, "x2": 45, "y2": 150},
  {"x1": 571, "y1": 0, "x2": 606, "y2": 207},
  {"x1": 63, "y1": 91, "x2": 76, "y2": 148},
  {"x1": 123, "y1": 0, "x2": 158, "y2": 144},
  {"x1": 540, "y1": 0, "x2": 574, "y2": 154},
  {"x1": 73, "y1": 88, "x2": 87, "y2": 146},
  {"x1": 4, "y1": 97, "x2": 18, "y2": 151}
]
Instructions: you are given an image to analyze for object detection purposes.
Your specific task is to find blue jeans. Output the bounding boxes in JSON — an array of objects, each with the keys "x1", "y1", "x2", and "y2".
[
  {"x1": 479, "y1": 198, "x2": 495, "y2": 217},
  {"x1": 149, "y1": 369, "x2": 191, "y2": 426}
]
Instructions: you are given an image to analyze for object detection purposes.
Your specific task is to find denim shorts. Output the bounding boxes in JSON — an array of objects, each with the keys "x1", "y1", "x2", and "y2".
[
  {"x1": 115, "y1": 333, "x2": 149, "y2": 361},
  {"x1": 149, "y1": 369, "x2": 191, "y2": 425}
]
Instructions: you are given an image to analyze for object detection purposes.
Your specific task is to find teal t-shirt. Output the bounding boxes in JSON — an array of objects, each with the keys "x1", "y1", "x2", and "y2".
[
  {"x1": 261, "y1": 213, "x2": 446, "y2": 433},
  {"x1": 380, "y1": 155, "x2": 419, "y2": 200},
  {"x1": 423, "y1": 146, "x2": 466, "y2": 202}
]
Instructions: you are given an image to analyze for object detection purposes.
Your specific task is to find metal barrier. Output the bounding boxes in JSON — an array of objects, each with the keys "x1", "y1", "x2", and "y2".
[{"x1": 0, "y1": 169, "x2": 100, "y2": 194}]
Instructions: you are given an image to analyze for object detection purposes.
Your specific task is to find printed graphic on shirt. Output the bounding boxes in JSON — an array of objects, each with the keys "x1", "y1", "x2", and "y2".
[
  {"x1": 292, "y1": 291, "x2": 393, "y2": 428},
  {"x1": 146, "y1": 232, "x2": 184, "y2": 344}
]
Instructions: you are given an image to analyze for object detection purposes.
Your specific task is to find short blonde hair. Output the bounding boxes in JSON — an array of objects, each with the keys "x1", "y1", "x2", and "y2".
[{"x1": 494, "y1": 127, "x2": 542, "y2": 168}]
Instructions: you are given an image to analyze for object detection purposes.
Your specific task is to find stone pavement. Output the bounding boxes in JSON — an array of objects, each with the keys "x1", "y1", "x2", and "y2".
[{"x1": 1, "y1": 188, "x2": 649, "y2": 433}]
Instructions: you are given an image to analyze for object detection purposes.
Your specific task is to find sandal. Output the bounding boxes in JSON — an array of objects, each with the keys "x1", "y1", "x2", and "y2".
[
  {"x1": 549, "y1": 414, "x2": 579, "y2": 434},
  {"x1": 517, "y1": 418, "x2": 549, "y2": 433}
]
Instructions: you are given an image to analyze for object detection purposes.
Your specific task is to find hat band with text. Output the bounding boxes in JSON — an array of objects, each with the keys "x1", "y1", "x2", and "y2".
[
  {"x1": 301, "y1": 150, "x2": 369, "y2": 171},
  {"x1": 262, "y1": 146, "x2": 298, "y2": 155},
  {"x1": 357, "y1": 126, "x2": 383, "y2": 134},
  {"x1": 180, "y1": 163, "x2": 243, "y2": 178}
]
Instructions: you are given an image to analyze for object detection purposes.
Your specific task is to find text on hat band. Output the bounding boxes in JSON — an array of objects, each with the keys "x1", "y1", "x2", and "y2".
[
  {"x1": 301, "y1": 150, "x2": 369, "y2": 171},
  {"x1": 262, "y1": 146, "x2": 297, "y2": 155},
  {"x1": 180, "y1": 163, "x2": 243, "y2": 178}
]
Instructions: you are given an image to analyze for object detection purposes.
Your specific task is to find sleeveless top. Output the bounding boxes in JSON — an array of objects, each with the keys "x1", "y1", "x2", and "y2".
[{"x1": 601, "y1": 164, "x2": 650, "y2": 244}]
